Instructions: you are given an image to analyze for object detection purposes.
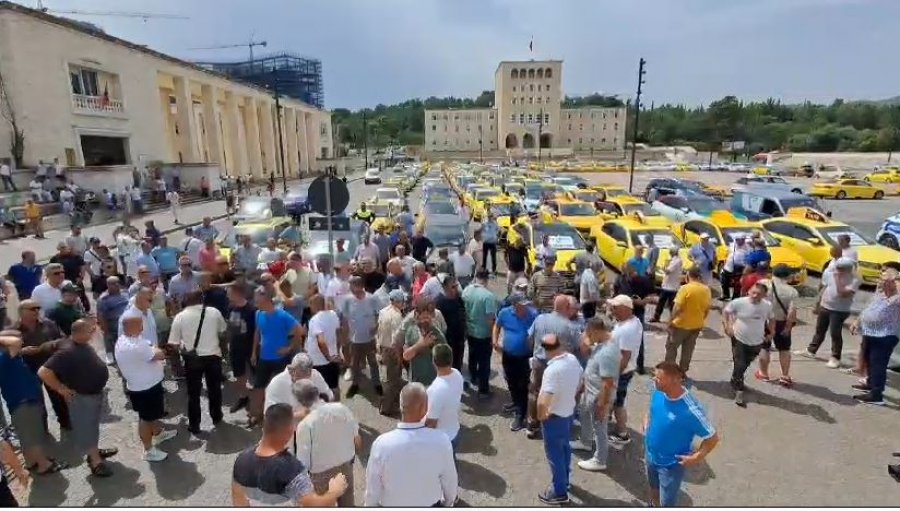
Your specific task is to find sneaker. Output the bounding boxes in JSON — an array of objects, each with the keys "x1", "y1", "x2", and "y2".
[
  {"x1": 343, "y1": 369, "x2": 352, "y2": 382},
  {"x1": 851, "y1": 383, "x2": 871, "y2": 391},
  {"x1": 734, "y1": 390, "x2": 746, "y2": 408},
  {"x1": 229, "y1": 396, "x2": 249, "y2": 414},
  {"x1": 153, "y1": 429, "x2": 177, "y2": 446},
  {"x1": 509, "y1": 417, "x2": 526, "y2": 432},
  {"x1": 144, "y1": 447, "x2": 168, "y2": 462},
  {"x1": 794, "y1": 350, "x2": 816, "y2": 359},
  {"x1": 570, "y1": 440, "x2": 592, "y2": 452},
  {"x1": 608, "y1": 432, "x2": 631, "y2": 445},
  {"x1": 577, "y1": 459, "x2": 608, "y2": 472},
  {"x1": 104, "y1": 353, "x2": 115, "y2": 366},
  {"x1": 826, "y1": 358, "x2": 841, "y2": 369},
  {"x1": 537, "y1": 489, "x2": 570, "y2": 505},
  {"x1": 853, "y1": 393, "x2": 886, "y2": 406},
  {"x1": 889, "y1": 464, "x2": 900, "y2": 482}
]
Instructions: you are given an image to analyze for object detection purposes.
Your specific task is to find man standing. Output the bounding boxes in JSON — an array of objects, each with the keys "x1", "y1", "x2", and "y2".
[
  {"x1": 493, "y1": 293, "x2": 538, "y2": 431},
  {"x1": 435, "y1": 275, "x2": 466, "y2": 374},
  {"x1": 168, "y1": 290, "x2": 227, "y2": 435},
  {"x1": 96, "y1": 276, "x2": 129, "y2": 365},
  {"x1": 573, "y1": 316, "x2": 619, "y2": 472},
  {"x1": 756, "y1": 265, "x2": 799, "y2": 385},
  {"x1": 341, "y1": 276, "x2": 382, "y2": 398},
  {"x1": 568, "y1": 241, "x2": 602, "y2": 295},
  {"x1": 134, "y1": 242, "x2": 161, "y2": 280},
  {"x1": 24, "y1": 199, "x2": 44, "y2": 238},
  {"x1": 613, "y1": 262, "x2": 655, "y2": 374},
  {"x1": 644, "y1": 362, "x2": 719, "y2": 507},
  {"x1": 38, "y1": 319, "x2": 117, "y2": 477},
  {"x1": 372, "y1": 226, "x2": 393, "y2": 271},
  {"x1": 355, "y1": 257, "x2": 385, "y2": 294},
  {"x1": 46, "y1": 283, "x2": 85, "y2": 336},
  {"x1": 467, "y1": 230, "x2": 484, "y2": 273},
  {"x1": 355, "y1": 233, "x2": 381, "y2": 265},
  {"x1": 304, "y1": 294, "x2": 342, "y2": 400},
  {"x1": 251, "y1": 287, "x2": 304, "y2": 424},
  {"x1": 401, "y1": 299, "x2": 448, "y2": 386},
  {"x1": 152, "y1": 237, "x2": 180, "y2": 286},
  {"x1": 481, "y1": 213, "x2": 500, "y2": 275},
  {"x1": 665, "y1": 267, "x2": 712, "y2": 378},
  {"x1": 167, "y1": 256, "x2": 200, "y2": 308},
  {"x1": 721, "y1": 235, "x2": 749, "y2": 300},
  {"x1": 723, "y1": 282, "x2": 775, "y2": 407},
  {"x1": 608, "y1": 295, "x2": 644, "y2": 445},
  {"x1": 65, "y1": 226, "x2": 89, "y2": 256},
  {"x1": 653, "y1": 247, "x2": 683, "y2": 323},
  {"x1": 462, "y1": 270, "x2": 498, "y2": 398},
  {"x1": 426, "y1": 344, "x2": 464, "y2": 456},
  {"x1": 232, "y1": 235, "x2": 262, "y2": 275},
  {"x1": 689, "y1": 234, "x2": 717, "y2": 285},
  {"x1": 377, "y1": 290, "x2": 407, "y2": 416},
  {"x1": 264, "y1": 353, "x2": 333, "y2": 411},
  {"x1": 0, "y1": 161, "x2": 14, "y2": 191},
  {"x1": 410, "y1": 227, "x2": 435, "y2": 265},
  {"x1": 528, "y1": 250, "x2": 567, "y2": 313},
  {"x1": 365, "y1": 383, "x2": 458, "y2": 507},
  {"x1": 626, "y1": 245, "x2": 650, "y2": 277},
  {"x1": 395, "y1": 205, "x2": 416, "y2": 237},
  {"x1": 536, "y1": 333, "x2": 583, "y2": 505},
  {"x1": 226, "y1": 284, "x2": 256, "y2": 413},
  {"x1": 504, "y1": 234, "x2": 528, "y2": 293},
  {"x1": 194, "y1": 217, "x2": 219, "y2": 242},
  {"x1": 449, "y1": 242, "x2": 476, "y2": 289},
  {"x1": 49, "y1": 244, "x2": 89, "y2": 311},
  {"x1": 800, "y1": 257, "x2": 859, "y2": 369},
  {"x1": 7, "y1": 251, "x2": 42, "y2": 300}
]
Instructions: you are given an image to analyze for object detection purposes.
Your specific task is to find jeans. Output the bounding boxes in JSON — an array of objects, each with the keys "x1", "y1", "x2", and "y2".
[
  {"x1": 864, "y1": 335, "x2": 899, "y2": 401},
  {"x1": 501, "y1": 352, "x2": 530, "y2": 420},
  {"x1": 185, "y1": 355, "x2": 223, "y2": 429},
  {"x1": 730, "y1": 338, "x2": 762, "y2": 391},
  {"x1": 807, "y1": 308, "x2": 851, "y2": 359},
  {"x1": 482, "y1": 242, "x2": 498, "y2": 273},
  {"x1": 646, "y1": 463, "x2": 685, "y2": 507},
  {"x1": 467, "y1": 336, "x2": 492, "y2": 393},
  {"x1": 349, "y1": 342, "x2": 380, "y2": 387},
  {"x1": 578, "y1": 394, "x2": 609, "y2": 465},
  {"x1": 653, "y1": 290, "x2": 677, "y2": 321},
  {"x1": 542, "y1": 414, "x2": 573, "y2": 498}
]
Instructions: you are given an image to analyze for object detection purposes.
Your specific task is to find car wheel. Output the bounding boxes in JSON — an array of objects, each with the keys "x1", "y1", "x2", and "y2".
[
  {"x1": 874, "y1": 190, "x2": 885, "y2": 200},
  {"x1": 836, "y1": 190, "x2": 847, "y2": 199},
  {"x1": 879, "y1": 233, "x2": 900, "y2": 251},
  {"x1": 791, "y1": 188, "x2": 802, "y2": 194},
  {"x1": 864, "y1": 176, "x2": 870, "y2": 182}
]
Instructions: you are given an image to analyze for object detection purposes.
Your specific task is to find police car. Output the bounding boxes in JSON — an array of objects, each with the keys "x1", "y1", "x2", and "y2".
[{"x1": 875, "y1": 212, "x2": 900, "y2": 251}]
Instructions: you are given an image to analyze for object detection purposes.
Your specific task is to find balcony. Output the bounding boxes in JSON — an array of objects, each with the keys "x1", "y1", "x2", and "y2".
[{"x1": 72, "y1": 94, "x2": 124, "y2": 114}]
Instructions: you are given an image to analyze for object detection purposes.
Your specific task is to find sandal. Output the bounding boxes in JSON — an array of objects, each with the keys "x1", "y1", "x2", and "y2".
[
  {"x1": 99, "y1": 448, "x2": 119, "y2": 459},
  {"x1": 754, "y1": 370, "x2": 770, "y2": 382},
  {"x1": 87, "y1": 459, "x2": 113, "y2": 478},
  {"x1": 778, "y1": 376, "x2": 793, "y2": 387},
  {"x1": 35, "y1": 459, "x2": 69, "y2": 475}
]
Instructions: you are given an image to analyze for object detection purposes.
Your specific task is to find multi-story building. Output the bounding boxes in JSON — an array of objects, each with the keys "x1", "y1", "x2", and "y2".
[
  {"x1": 197, "y1": 53, "x2": 325, "y2": 109},
  {"x1": 0, "y1": 1, "x2": 332, "y2": 186},
  {"x1": 425, "y1": 59, "x2": 626, "y2": 154}
]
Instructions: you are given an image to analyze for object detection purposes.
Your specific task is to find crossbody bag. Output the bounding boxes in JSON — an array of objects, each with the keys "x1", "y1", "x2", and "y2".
[{"x1": 180, "y1": 306, "x2": 207, "y2": 369}]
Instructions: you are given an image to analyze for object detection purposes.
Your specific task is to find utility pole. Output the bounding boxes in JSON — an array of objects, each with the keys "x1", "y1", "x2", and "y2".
[
  {"x1": 479, "y1": 124, "x2": 484, "y2": 163},
  {"x1": 627, "y1": 58, "x2": 646, "y2": 194},
  {"x1": 363, "y1": 110, "x2": 369, "y2": 169},
  {"x1": 538, "y1": 107, "x2": 544, "y2": 165},
  {"x1": 271, "y1": 69, "x2": 288, "y2": 194}
]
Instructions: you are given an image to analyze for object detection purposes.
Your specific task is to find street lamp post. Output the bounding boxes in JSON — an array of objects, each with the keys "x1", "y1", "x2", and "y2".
[
  {"x1": 538, "y1": 107, "x2": 544, "y2": 165},
  {"x1": 271, "y1": 69, "x2": 288, "y2": 194},
  {"x1": 628, "y1": 58, "x2": 646, "y2": 194},
  {"x1": 363, "y1": 110, "x2": 369, "y2": 169},
  {"x1": 479, "y1": 124, "x2": 483, "y2": 163}
]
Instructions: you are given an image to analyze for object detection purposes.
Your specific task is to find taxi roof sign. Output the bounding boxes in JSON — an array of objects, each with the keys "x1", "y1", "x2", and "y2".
[{"x1": 786, "y1": 207, "x2": 829, "y2": 223}]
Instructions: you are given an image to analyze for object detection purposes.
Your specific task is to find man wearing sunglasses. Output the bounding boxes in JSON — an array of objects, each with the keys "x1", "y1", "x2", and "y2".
[{"x1": 30, "y1": 264, "x2": 69, "y2": 317}]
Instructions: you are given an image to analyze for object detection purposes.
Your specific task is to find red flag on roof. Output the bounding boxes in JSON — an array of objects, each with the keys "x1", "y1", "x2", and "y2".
[{"x1": 100, "y1": 83, "x2": 110, "y2": 108}]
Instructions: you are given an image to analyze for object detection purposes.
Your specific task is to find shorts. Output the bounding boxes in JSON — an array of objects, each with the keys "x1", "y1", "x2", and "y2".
[
  {"x1": 69, "y1": 393, "x2": 102, "y2": 453},
  {"x1": 316, "y1": 362, "x2": 341, "y2": 390},
  {"x1": 614, "y1": 371, "x2": 634, "y2": 408},
  {"x1": 646, "y1": 462, "x2": 686, "y2": 507},
  {"x1": 229, "y1": 338, "x2": 253, "y2": 379},
  {"x1": 253, "y1": 358, "x2": 290, "y2": 390},
  {"x1": 127, "y1": 382, "x2": 166, "y2": 422},
  {"x1": 10, "y1": 402, "x2": 45, "y2": 450},
  {"x1": 761, "y1": 320, "x2": 791, "y2": 352}
]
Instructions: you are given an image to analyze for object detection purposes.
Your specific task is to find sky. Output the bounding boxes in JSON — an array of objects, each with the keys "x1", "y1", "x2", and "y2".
[{"x1": 19, "y1": 0, "x2": 900, "y2": 110}]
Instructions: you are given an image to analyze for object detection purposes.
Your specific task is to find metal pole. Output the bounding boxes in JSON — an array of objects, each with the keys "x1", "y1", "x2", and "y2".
[
  {"x1": 363, "y1": 111, "x2": 369, "y2": 169},
  {"x1": 325, "y1": 169, "x2": 334, "y2": 259},
  {"x1": 479, "y1": 125, "x2": 483, "y2": 163},
  {"x1": 628, "y1": 58, "x2": 646, "y2": 194},
  {"x1": 272, "y1": 69, "x2": 288, "y2": 194},
  {"x1": 538, "y1": 108, "x2": 544, "y2": 165}
]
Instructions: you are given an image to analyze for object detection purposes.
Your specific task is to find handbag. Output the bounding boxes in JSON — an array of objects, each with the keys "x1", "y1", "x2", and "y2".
[{"x1": 181, "y1": 305, "x2": 207, "y2": 369}]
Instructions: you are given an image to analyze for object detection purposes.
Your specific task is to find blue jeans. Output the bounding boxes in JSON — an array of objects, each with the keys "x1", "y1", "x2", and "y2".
[
  {"x1": 541, "y1": 414, "x2": 573, "y2": 498},
  {"x1": 864, "y1": 334, "x2": 899, "y2": 401},
  {"x1": 646, "y1": 462, "x2": 685, "y2": 507},
  {"x1": 578, "y1": 394, "x2": 609, "y2": 465}
]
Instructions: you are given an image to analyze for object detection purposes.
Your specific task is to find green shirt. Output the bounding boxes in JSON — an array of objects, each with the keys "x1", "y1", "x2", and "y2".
[
  {"x1": 461, "y1": 283, "x2": 499, "y2": 339},
  {"x1": 403, "y1": 324, "x2": 447, "y2": 385},
  {"x1": 47, "y1": 302, "x2": 84, "y2": 336}
]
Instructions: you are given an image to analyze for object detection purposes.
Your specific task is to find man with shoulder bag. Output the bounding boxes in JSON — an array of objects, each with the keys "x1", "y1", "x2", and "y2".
[{"x1": 167, "y1": 290, "x2": 227, "y2": 435}]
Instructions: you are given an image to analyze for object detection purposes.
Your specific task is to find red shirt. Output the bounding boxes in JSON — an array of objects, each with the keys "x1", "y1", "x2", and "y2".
[
  {"x1": 199, "y1": 247, "x2": 218, "y2": 271},
  {"x1": 412, "y1": 273, "x2": 430, "y2": 298},
  {"x1": 740, "y1": 272, "x2": 765, "y2": 296}
]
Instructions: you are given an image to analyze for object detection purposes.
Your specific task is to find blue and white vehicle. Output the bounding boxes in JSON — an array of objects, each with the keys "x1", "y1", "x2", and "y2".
[
  {"x1": 550, "y1": 176, "x2": 580, "y2": 193},
  {"x1": 522, "y1": 186, "x2": 545, "y2": 214},
  {"x1": 875, "y1": 212, "x2": 900, "y2": 251}
]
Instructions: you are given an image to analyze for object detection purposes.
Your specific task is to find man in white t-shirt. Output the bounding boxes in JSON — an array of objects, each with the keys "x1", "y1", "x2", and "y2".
[
  {"x1": 264, "y1": 352, "x2": 334, "y2": 412},
  {"x1": 607, "y1": 295, "x2": 644, "y2": 445},
  {"x1": 166, "y1": 189, "x2": 181, "y2": 224},
  {"x1": 723, "y1": 282, "x2": 775, "y2": 407},
  {"x1": 466, "y1": 230, "x2": 483, "y2": 271},
  {"x1": 449, "y1": 242, "x2": 476, "y2": 288},
  {"x1": 258, "y1": 238, "x2": 284, "y2": 265},
  {"x1": 305, "y1": 294, "x2": 343, "y2": 400},
  {"x1": 757, "y1": 265, "x2": 799, "y2": 385},
  {"x1": 535, "y1": 333, "x2": 583, "y2": 505},
  {"x1": 0, "y1": 161, "x2": 15, "y2": 191},
  {"x1": 652, "y1": 247, "x2": 683, "y2": 322},
  {"x1": 179, "y1": 228, "x2": 205, "y2": 270},
  {"x1": 425, "y1": 344, "x2": 464, "y2": 457}
]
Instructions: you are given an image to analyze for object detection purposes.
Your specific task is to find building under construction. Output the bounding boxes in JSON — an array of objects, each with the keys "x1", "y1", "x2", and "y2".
[{"x1": 197, "y1": 53, "x2": 324, "y2": 108}]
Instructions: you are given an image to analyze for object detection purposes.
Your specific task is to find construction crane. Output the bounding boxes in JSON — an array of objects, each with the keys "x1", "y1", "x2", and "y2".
[
  {"x1": 188, "y1": 40, "x2": 268, "y2": 63},
  {"x1": 35, "y1": 0, "x2": 188, "y2": 22}
]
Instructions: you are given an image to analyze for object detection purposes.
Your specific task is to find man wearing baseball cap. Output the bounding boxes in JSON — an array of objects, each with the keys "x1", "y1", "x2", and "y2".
[
  {"x1": 800, "y1": 256, "x2": 859, "y2": 369},
  {"x1": 493, "y1": 293, "x2": 538, "y2": 431},
  {"x1": 529, "y1": 249, "x2": 567, "y2": 313},
  {"x1": 46, "y1": 283, "x2": 85, "y2": 336},
  {"x1": 608, "y1": 295, "x2": 643, "y2": 445}
]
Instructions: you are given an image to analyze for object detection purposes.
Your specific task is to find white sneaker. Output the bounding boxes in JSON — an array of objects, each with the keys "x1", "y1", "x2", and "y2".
[
  {"x1": 104, "y1": 353, "x2": 115, "y2": 366},
  {"x1": 826, "y1": 358, "x2": 841, "y2": 369},
  {"x1": 577, "y1": 459, "x2": 607, "y2": 472},
  {"x1": 153, "y1": 429, "x2": 177, "y2": 446},
  {"x1": 343, "y1": 369, "x2": 352, "y2": 382},
  {"x1": 144, "y1": 447, "x2": 168, "y2": 462},
  {"x1": 569, "y1": 440, "x2": 592, "y2": 452},
  {"x1": 794, "y1": 350, "x2": 816, "y2": 359}
]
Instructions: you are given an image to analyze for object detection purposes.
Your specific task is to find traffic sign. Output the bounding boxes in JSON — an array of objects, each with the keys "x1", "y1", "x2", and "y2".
[
  {"x1": 307, "y1": 176, "x2": 349, "y2": 216},
  {"x1": 308, "y1": 216, "x2": 350, "y2": 231}
]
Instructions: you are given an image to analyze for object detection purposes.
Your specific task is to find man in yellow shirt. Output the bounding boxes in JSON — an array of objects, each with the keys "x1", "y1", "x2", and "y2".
[
  {"x1": 665, "y1": 267, "x2": 711, "y2": 376},
  {"x1": 23, "y1": 199, "x2": 44, "y2": 239}
]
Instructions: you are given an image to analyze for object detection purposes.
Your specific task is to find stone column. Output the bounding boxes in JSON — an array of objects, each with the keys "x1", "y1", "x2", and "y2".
[
  {"x1": 200, "y1": 84, "x2": 223, "y2": 165},
  {"x1": 297, "y1": 110, "x2": 310, "y2": 174},
  {"x1": 305, "y1": 112, "x2": 318, "y2": 172},
  {"x1": 173, "y1": 76, "x2": 199, "y2": 162},
  {"x1": 283, "y1": 108, "x2": 299, "y2": 178},
  {"x1": 259, "y1": 100, "x2": 277, "y2": 177},
  {"x1": 243, "y1": 97, "x2": 263, "y2": 178},
  {"x1": 158, "y1": 89, "x2": 178, "y2": 161},
  {"x1": 224, "y1": 91, "x2": 248, "y2": 176}
]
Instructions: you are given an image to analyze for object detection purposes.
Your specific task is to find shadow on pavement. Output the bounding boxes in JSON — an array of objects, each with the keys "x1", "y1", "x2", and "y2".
[
  {"x1": 356, "y1": 423, "x2": 381, "y2": 465},
  {"x1": 692, "y1": 379, "x2": 837, "y2": 424},
  {"x1": 205, "y1": 421, "x2": 258, "y2": 455},
  {"x1": 148, "y1": 451, "x2": 204, "y2": 502},
  {"x1": 28, "y1": 471, "x2": 70, "y2": 506},
  {"x1": 700, "y1": 327, "x2": 724, "y2": 340},
  {"x1": 457, "y1": 423, "x2": 497, "y2": 456},
  {"x1": 789, "y1": 380, "x2": 858, "y2": 406},
  {"x1": 460, "y1": 385, "x2": 510, "y2": 418},
  {"x1": 568, "y1": 484, "x2": 634, "y2": 507},
  {"x1": 456, "y1": 459, "x2": 507, "y2": 498},
  {"x1": 83, "y1": 460, "x2": 145, "y2": 506}
]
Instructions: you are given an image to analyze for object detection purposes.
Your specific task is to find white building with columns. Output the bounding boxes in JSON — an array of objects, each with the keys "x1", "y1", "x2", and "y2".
[{"x1": 0, "y1": 1, "x2": 332, "y2": 187}]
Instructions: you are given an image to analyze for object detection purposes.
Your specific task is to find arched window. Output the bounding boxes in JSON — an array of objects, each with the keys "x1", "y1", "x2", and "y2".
[
  {"x1": 519, "y1": 68, "x2": 526, "y2": 78},
  {"x1": 528, "y1": 68, "x2": 535, "y2": 79},
  {"x1": 511, "y1": 69, "x2": 518, "y2": 79},
  {"x1": 537, "y1": 68, "x2": 544, "y2": 79},
  {"x1": 545, "y1": 68, "x2": 552, "y2": 78}
]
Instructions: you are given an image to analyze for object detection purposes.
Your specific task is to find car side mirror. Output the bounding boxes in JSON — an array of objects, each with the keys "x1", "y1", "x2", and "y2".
[
  {"x1": 807, "y1": 237, "x2": 822, "y2": 245},
  {"x1": 616, "y1": 241, "x2": 628, "y2": 248}
]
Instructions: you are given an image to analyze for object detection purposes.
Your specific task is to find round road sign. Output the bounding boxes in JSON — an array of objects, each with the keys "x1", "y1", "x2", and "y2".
[{"x1": 307, "y1": 175, "x2": 350, "y2": 216}]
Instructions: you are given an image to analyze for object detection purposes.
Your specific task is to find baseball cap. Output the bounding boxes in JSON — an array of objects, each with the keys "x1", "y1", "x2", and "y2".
[
  {"x1": 61, "y1": 283, "x2": 80, "y2": 294},
  {"x1": 509, "y1": 293, "x2": 532, "y2": 306},
  {"x1": 388, "y1": 289, "x2": 407, "y2": 302},
  {"x1": 608, "y1": 294, "x2": 634, "y2": 309}
]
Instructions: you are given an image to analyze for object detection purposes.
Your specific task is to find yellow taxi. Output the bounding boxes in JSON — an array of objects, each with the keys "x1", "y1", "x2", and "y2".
[
  {"x1": 216, "y1": 217, "x2": 294, "y2": 260},
  {"x1": 471, "y1": 187, "x2": 505, "y2": 221},
  {"x1": 675, "y1": 211, "x2": 807, "y2": 285},
  {"x1": 502, "y1": 182, "x2": 525, "y2": 198},
  {"x1": 595, "y1": 196, "x2": 671, "y2": 227},
  {"x1": 539, "y1": 198, "x2": 605, "y2": 238},
  {"x1": 506, "y1": 218, "x2": 594, "y2": 284},
  {"x1": 760, "y1": 207, "x2": 897, "y2": 285},
  {"x1": 589, "y1": 217, "x2": 692, "y2": 283},
  {"x1": 566, "y1": 188, "x2": 603, "y2": 205},
  {"x1": 809, "y1": 178, "x2": 886, "y2": 200},
  {"x1": 481, "y1": 196, "x2": 521, "y2": 232},
  {"x1": 589, "y1": 184, "x2": 629, "y2": 199},
  {"x1": 369, "y1": 203, "x2": 399, "y2": 233},
  {"x1": 864, "y1": 165, "x2": 900, "y2": 184}
]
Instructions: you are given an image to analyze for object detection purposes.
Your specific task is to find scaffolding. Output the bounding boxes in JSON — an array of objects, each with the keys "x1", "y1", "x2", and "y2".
[{"x1": 196, "y1": 52, "x2": 324, "y2": 108}]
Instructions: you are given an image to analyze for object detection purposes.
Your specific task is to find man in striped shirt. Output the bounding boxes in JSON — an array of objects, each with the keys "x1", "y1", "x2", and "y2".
[{"x1": 528, "y1": 250, "x2": 568, "y2": 313}]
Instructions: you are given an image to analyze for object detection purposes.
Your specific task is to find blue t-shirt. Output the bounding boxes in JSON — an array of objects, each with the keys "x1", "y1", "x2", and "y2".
[
  {"x1": 645, "y1": 388, "x2": 716, "y2": 467},
  {"x1": 256, "y1": 308, "x2": 300, "y2": 361},
  {"x1": 496, "y1": 305, "x2": 538, "y2": 357},
  {"x1": 0, "y1": 352, "x2": 43, "y2": 413},
  {"x1": 135, "y1": 254, "x2": 160, "y2": 277},
  {"x1": 7, "y1": 263, "x2": 43, "y2": 299},
  {"x1": 482, "y1": 221, "x2": 500, "y2": 244},
  {"x1": 152, "y1": 246, "x2": 180, "y2": 273},
  {"x1": 745, "y1": 248, "x2": 771, "y2": 269},
  {"x1": 626, "y1": 256, "x2": 649, "y2": 276}
]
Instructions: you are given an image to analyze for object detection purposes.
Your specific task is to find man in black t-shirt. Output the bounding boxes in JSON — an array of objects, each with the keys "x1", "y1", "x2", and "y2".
[
  {"x1": 504, "y1": 235, "x2": 528, "y2": 293},
  {"x1": 355, "y1": 258, "x2": 386, "y2": 294},
  {"x1": 410, "y1": 229, "x2": 434, "y2": 264},
  {"x1": 434, "y1": 275, "x2": 467, "y2": 373},
  {"x1": 613, "y1": 262, "x2": 657, "y2": 374},
  {"x1": 227, "y1": 285, "x2": 257, "y2": 415},
  {"x1": 49, "y1": 243, "x2": 89, "y2": 311}
]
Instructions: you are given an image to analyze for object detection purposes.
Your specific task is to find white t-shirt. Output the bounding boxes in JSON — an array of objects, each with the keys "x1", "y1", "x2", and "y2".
[
  {"x1": 59, "y1": 189, "x2": 74, "y2": 203},
  {"x1": 467, "y1": 239, "x2": 482, "y2": 259},
  {"x1": 305, "y1": 310, "x2": 341, "y2": 366},
  {"x1": 324, "y1": 277, "x2": 350, "y2": 311},
  {"x1": 166, "y1": 190, "x2": 180, "y2": 206},
  {"x1": 180, "y1": 237, "x2": 205, "y2": 268},
  {"x1": 167, "y1": 305, "x2": 227, "y2": 357},
  {"x1": 662, "y1": 256, "x2": 684, "y2": 291},
  {"x1": 449, "y1": 252, "x2": 476, "y2": 278},
  {"x1": 0, "y1": 164, "x2": 10, "y2": 176},
  {"x1": 724, "y1": 297, "x2": 774, "y2": 346},
  {"x1": 130, "y1": 188, "x2": 142, "y2": 201},
  {"x1": 264, "y1": 368, "x2": 333, "y2": 412},
  {"x1": 84, "y1": 248, "x2": 105, "y2": 275},
  {"x1": 612, "y1": 316, "x2": 644, "y2": 374},
  {"x1": 258, "y1": 248, "x2": 283, "y2": 265},
  {"x1": 31, "y1": 282, "x2": 65, "y2": 314},
  {"x1": 115, "y1": 334, "x2": 164, "y2": 392},
  {"x1": 540, "y1": 352, "x2": 583, "y2": 418},
  {"x1": 295, "y1": 402, "x2": 359, "y2": 473},
  {"x1": 426, "y1": 369, "x2": 464, "y2": 440},
  {"x1": 842, "y1": 247, "x2": 858, "y2": 261}
]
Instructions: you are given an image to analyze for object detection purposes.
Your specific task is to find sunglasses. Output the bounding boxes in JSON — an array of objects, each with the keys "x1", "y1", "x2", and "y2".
[
  {"x1": 23, "y1": 306, "x2": 40, "y2": 311},
  {"x1": 51, "y1": 271, "x2": 64, "y2": 276},
  {"x1": 180, "y1": 263, "x2": 192, "y2": 266}
]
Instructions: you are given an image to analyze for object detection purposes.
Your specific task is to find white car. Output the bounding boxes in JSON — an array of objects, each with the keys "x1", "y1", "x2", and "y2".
[
  {"x1": 371, "y1": 187, "x2": 403, "y2": 208},
  {"x1": 875, "y1": 212, "x2": 900, "y2": 251},
  {"x1": 730, "y1": 176, "x2": 806, "y2": 195},
  {"x1": 650, "y1": 195, "x2": 728, "y2": 223},
  {"x1": 364, "y1": 168, "x2": 381, "y2": 185},
  {"x1": 813, "y1": 165, "x2": 852, "y2": 180}
]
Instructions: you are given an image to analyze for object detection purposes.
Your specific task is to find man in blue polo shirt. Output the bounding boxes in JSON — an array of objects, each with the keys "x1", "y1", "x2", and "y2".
[
  {"x1": 7, "y1": 251, "x2": 42, "y2": 300},
  {"x1": 493, "y1": 293, "x2": 538, "y2": 431}
]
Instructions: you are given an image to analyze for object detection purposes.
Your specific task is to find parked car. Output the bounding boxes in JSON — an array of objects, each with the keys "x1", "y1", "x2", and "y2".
[
  {"x1": 730, "y1": 188, "x2": 829, "y2": 221},
  {"x1": 875, "y1": 212, "x2": 900, "y2": 250},
  {"x1": 730, "y1": 176, "x2": 806, "y2": 195},
  {"x1": 808, "y1": 179, "x2": 885, "y2": 200},
  {"x1": 364, "y1": 168, "x2": 382, "y2": 184},
  {"x1": 812, "y1": 165, "x2": 852, "y2": 180},
  {"x1": 650, "y1": 195, "x2": 729, "y2": 223}
]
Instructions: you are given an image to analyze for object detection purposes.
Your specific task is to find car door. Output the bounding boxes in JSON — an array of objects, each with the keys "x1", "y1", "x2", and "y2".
[
  {"x1": 762, "y1": 220, "x2": 797, "y2": 249},
  {"x1": 607, "y1": 224, "x2": 630, "y2": 270},
  {"x1": 595, "y1": 223, "x2": 619, "y2": 265}
]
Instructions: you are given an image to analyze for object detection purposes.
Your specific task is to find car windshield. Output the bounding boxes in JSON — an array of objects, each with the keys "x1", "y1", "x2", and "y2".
[
  {"x1": 475, "y1": 189, "x2": 500, "y2": 200},
  {"x1": 622, "y1": 203, "x2": 661, "y2": 216},
  {"x1": 554, "y1": 177, "x2": 575, "y2": 186},
  {"x1": 376, "y1": 189, "x2": 401, "y2": 200},
  {"x1": 720, "y1": 228, "x2": 781, "y2": 247},
  {"x1": 237, "y1": 199, "x2": 269, "y2": 216},
  {"x1": 559, "y1": 203, "x2": 596, "y2": 216},
  {"x1": 779, "y1": 196, "x2": 822, "y2": 211},
  {"x1": 630, "y1": 230, "x2": 684, "y2": 249},
  {"x1": 818, "y1": 226, "x2": 874, "y2": 247},
  {"x1": 687, "y1": 198, "x2": 725, "y2": 214},
  {"x1": 489, "y1": 203, "x2": 516, "y2": 216},
  {"x1": 534, "y1": 224, "x2": 586, "y2": 250},
  {"x1": 524, "y1": 187, "x2": 544, "y2": 199},
  {"x1": 542, "y1": 184, "x2": 563, "y2": 194},
  {"x1": 425, "y1": 223, "x2": 467, "y2": 247},
  {"x1": 369, "y1": 204, "x2": 394, "y2": 217},
  {"x1": 574, "y1": 191, "x2": 600, "y2": 202},
  {"x1": 424, "y1": 202, "x2": 456, "y2": 215},
  {"x1": 603, "y1": 188, "x2": 627, "y2": 197}
]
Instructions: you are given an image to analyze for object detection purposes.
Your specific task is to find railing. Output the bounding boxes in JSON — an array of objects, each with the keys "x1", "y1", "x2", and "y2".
[{"x1": 72, "y1": 94, "x2": 124, "y2": 114}]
